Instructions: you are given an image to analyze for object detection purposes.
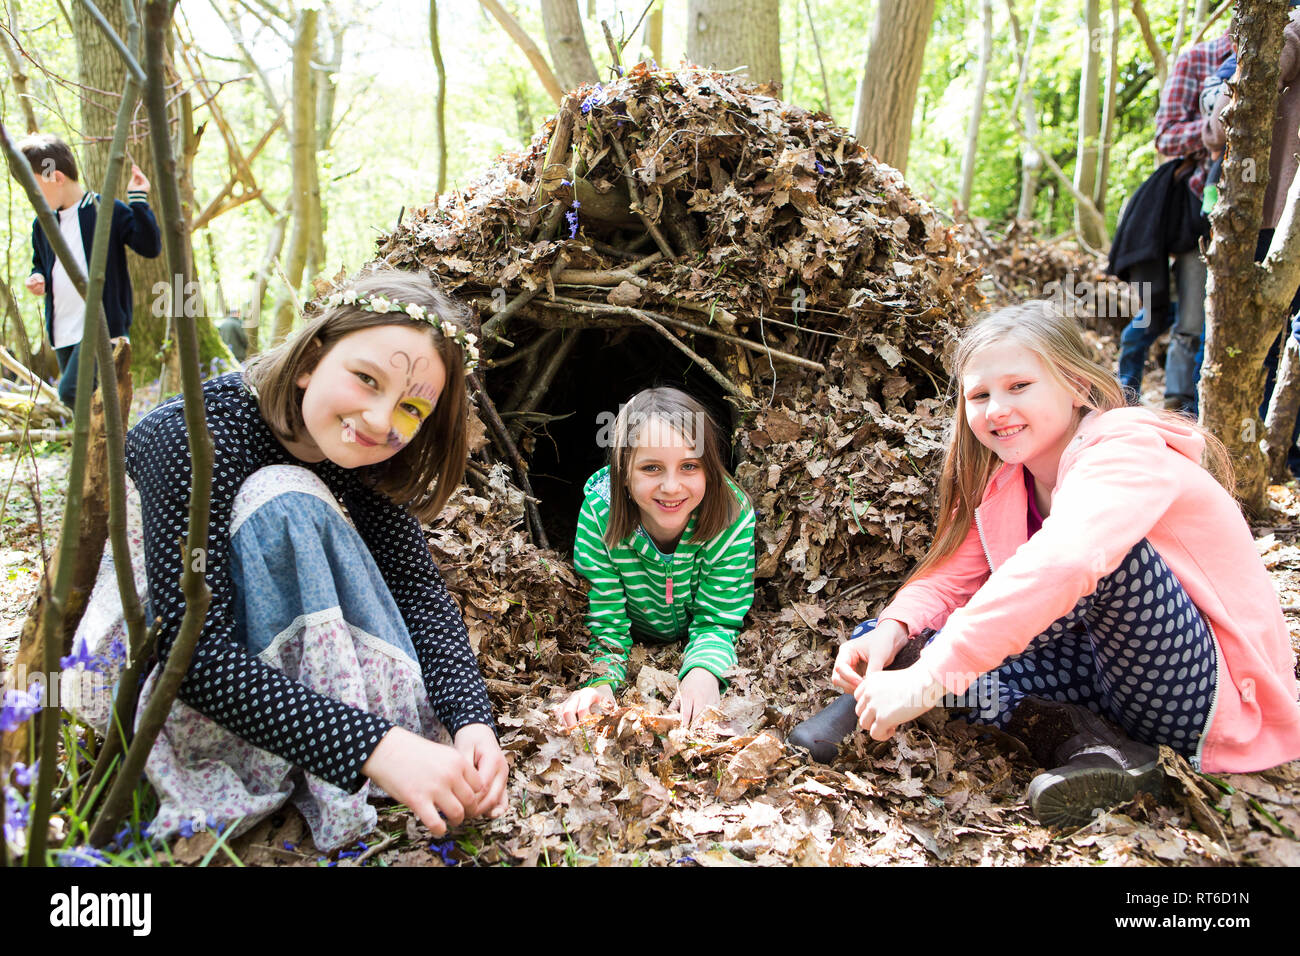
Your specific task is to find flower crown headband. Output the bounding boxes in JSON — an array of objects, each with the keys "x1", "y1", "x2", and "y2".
[{"x1": 323, "y1": 288, "x2": 480, "y2": 371}]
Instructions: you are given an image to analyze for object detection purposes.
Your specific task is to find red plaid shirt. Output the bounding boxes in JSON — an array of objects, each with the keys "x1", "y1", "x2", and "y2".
[{"x1": 1155, "y1": 32, "x2": 1234, "y2": 199}]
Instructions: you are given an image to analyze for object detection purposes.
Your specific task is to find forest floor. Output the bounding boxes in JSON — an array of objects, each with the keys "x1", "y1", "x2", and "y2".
[{"x1": 3, "y1": 347, "x2": 1300, "y2": 868}]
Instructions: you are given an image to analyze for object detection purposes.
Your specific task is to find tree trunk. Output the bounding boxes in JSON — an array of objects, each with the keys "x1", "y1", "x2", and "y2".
[
  {"x1": 542, "y1": 0, "x2": 598, "y2": 92},
  {"x1": 1201, "y1": 0, "x2": 1290, "y2": 516},
  {"x1": 1264, "y1": 337, "x2": 1300, "y2": 481},
  {"x1": 959, "y1": 0, "x2": 994, "y2": 210},
  {"x1": 686, "y1": 0, "x2": 782, "y2": 89},
  {"x1": 70, "y1": 1, "x2": 226, "y2": 382},
  {"x1": 1008, "y1": 0, "x2": 1044, "y2": 222},
  {"x1": 1074, "y1": 0, "x2": 1104, "y2": 246},
  {"x1": 849, "y1": 0, "x2": 936, "y2": 175},
  {"x1": 1094, "y1": 0, "x2": 1121, "y2": 214},
  {"x1": 272, "y1": 8, "x2": 319, "y2": 345},
  {"x1": 430, "y1": 0, "x2": 448, "y2": 194},
  {"x1": 645, "y1": 4, "x2": 663, "y2": 65}
]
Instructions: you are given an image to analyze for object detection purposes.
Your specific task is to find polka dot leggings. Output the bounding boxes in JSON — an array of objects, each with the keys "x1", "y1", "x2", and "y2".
[{"x1": 863, "y1": 539, "x2": 1219, "y2": 757}]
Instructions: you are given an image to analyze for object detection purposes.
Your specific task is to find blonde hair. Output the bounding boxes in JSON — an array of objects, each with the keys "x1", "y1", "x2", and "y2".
[
  {"x1": 604, "y1": 387, "x2": 742, "y2": 546},
  {"x1": 908, "y1": 300, "x2": 1234, "y2": 582},
  {"x1": 244, "y1": 269, "x2": 474, "y2": 523}
]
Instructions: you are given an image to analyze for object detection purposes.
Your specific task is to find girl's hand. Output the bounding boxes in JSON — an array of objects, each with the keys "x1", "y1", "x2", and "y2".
[
  {"x1": 832, "y1": 619, "x2": 910, "y2": 692},
  {"x1": 362, "y1": 726, "x2": 482, "y2": 837},
  {"x1": 128, "y1": 163, "x2": 150, "y2": 192},
  {"x1": 852, "y1": 664, "x2": 947, "y2": 740},
  {"x1": 453, "y1": 723, "x2": 508, "y2": 819},
  {"x1": 670, "y1": 667, "x2": 721, "y2": 728},
  {"x1": 556, "y1": 684, "x2": 616, "y2": 729}
]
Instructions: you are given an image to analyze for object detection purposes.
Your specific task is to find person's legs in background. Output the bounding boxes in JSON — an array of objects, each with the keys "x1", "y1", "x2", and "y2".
[
  {"x1": 54, "y1": 341, "x2": 79, "y2": 409},
  {"x1": 1118, "y1": 260, "x2": 1174, "y2": 403},
  {"x1": 1165, "y1": 250, "x2": 1208, "y2": 414}
]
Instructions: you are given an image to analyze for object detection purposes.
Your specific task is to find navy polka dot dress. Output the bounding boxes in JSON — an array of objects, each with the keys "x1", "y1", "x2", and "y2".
[{"x1": 125, "y1": 372, "x2": 494, "y2": 793}]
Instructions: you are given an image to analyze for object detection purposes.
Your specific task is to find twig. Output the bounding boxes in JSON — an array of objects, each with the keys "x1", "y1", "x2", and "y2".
[
  {"x1": 628, "y1": 309, "x2": 750, "y2": 404},
  {"x1": 607, "y1": 133, "x2": 675, "y2": 259},
  {"x1": 547, "y1": 296, "x2": 824, "y2": 372},
  {"x1": 0, "y1": 429, "x2": 71, "y2": 443},
  {"x1": 506, "y1": 329, "x2": 580, "y2": 441},
  {"x1": 354, "y1": 832, "x2": 397, "y2": 864},
  {"x1": 481, "y1": 251, "x2": 571, "y2": 346},
  {"x1": 90, "y1": 0, "x2": 216, "y2": 848},
  {"x1": 467, "y1": 372, "x2": 550, "y2": 551}
]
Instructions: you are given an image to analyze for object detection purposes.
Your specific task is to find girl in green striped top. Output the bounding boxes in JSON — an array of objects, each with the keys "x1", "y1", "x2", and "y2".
[{"x1": 557, "y1": 388, "x2": 756, "y2": 729}]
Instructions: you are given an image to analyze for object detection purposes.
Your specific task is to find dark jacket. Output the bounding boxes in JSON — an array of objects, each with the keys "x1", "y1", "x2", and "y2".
[
  {"x1": 1106, "y1": 159, "x2": 1208, "y2": 281},
  {"x1": 29, "y1": 189, "x2": 162, "y2": 343}
]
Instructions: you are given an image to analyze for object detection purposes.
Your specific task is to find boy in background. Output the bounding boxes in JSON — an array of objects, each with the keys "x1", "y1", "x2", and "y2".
[{"x1": 20, "y1": 134, "x2": 161, "y2": 408}]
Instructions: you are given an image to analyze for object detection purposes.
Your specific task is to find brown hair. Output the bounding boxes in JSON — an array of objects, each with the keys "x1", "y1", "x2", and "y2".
[
  {"x1": 908, "y1": 300, "x2": 1235, "y2": 583},
  {"x1": 17, "y1": 134, "x2": 79, "y2": 183},
  {"x1": 244, "y1": 268, "x2": 474, "y2": 523},
  {"x1": 604, "y1": 387, "x2": 742, "y2": 546}
]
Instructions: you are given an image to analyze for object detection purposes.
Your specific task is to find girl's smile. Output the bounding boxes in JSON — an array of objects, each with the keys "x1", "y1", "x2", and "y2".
[
  {"x1": 628, "y1": 417, "x2": 707, "y2": 551},
  {"x1": 287, "y1": 324, "x2": 447, "y2": 468},
  {"x1": 962, "y1": 341, "x2": 1085, "y2": 489}
]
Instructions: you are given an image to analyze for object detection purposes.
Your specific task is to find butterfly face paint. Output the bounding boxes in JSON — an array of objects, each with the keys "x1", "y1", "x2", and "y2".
[
  {"x1": 384, "y1": 350, "x2": 438, "y2": 450},
  {"x1": 388, "y1": 381, "x2": 437, "y2": 448}
]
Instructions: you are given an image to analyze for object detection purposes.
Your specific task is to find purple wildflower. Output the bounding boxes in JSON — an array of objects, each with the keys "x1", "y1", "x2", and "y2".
[
  {"x1": 107, "y1": 637, "x2": 127, "y2": 666},
  {"x1": 11, "y1": 762, "x2": 35, "y2": 788},
  {"x1": 428, "y1": 838, "x2": 459, "y2": 866},
  {"x1": 0, "y1": 683, "x2": 42, "y2": 732},
  {"x1": 565, "y1": 200, "x2": 582, "y2": 239},
  {"x1": 283, "y1": 841, "x2": 297, "y2": 851},
  {"x1": 3, "y1": 787, "x2": 29, "y2": 847},
  {"x1": 58, "y1": 847, "x2": 108, "y2": 867},
  {"x1": 61, "y1": 636, "x2": 103, "y2": 674},
  {"x1": 579, "y1": 84, "x2": 606, "y2": 114},
  {"x1": 178, "y1": 819, "x2": 195, "y2": 839},
  {"x1": 815, "y1": 160, "x2": 826, "y2": 175}
]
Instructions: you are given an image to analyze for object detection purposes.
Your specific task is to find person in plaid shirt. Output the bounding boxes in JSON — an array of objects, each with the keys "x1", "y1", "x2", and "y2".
[{"x1": 1155, "y1": 32, "x2": 1233, "y2": 412}]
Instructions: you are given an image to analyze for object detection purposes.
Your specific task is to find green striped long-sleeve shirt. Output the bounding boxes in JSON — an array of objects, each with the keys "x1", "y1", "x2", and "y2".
[{"x1": 572, "y1": 466, "x2": 756, "y2": 690}]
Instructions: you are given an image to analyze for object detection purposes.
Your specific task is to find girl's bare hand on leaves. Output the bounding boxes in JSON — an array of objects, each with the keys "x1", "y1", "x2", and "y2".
[
  {"x1": 852, "y1": 664, "x2": 946, "y2": 740},
  {"x1": 670, "y1": 667, "x2": 721, "y2": 728},
  {"x1": 556, "y1": 684, "x2": 615, "y2": 729},
  {"x1": 453, "y1": 723, "x2": 508, "y2": 819},
  {"x1": 832, "y1": 619, "x2": 910, "y2": 693},
  {"x1": 362, "y1": 726, "x2": 481, "y2": 836}
]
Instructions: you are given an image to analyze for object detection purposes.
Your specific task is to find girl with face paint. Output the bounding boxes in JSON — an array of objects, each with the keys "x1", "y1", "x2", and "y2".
[{"x1": 70, "y1": 270, "x2": 508, "y2": 853}]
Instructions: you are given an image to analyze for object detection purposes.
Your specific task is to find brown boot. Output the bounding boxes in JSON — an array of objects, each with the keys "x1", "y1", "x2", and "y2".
[{"x1": 1008, "y1": 696, "x2": 1163, "y2": 828}]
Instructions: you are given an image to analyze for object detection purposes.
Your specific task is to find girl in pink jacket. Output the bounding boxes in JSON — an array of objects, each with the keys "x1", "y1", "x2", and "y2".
[{"x1": 789, "y1": 301, "x2": 1300, "y2": 826}]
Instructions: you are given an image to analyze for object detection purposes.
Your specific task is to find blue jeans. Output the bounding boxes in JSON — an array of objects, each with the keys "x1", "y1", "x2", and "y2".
[
  {"x1": 1117, "y1": 303, "x2": 1177, "y2": 400},
  {"x1": 54, "y1": 342, "x2": 82, "y2": 408},
  {"x1": 1165, "y1": 251, "x2": 1208, "y2": 409}
]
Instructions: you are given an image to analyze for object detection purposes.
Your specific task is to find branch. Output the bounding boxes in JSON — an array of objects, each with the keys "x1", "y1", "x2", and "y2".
[
  {"x1": 1014, "y1": 124, "x2": 1109, "y2": 250},
  {"x1": 468, "y1": 372, "x2": 550, "y2": 551},
  {"x1": 478, "y1": 0, "x2": 564, "y2": 105},
  {"x1": 90, "y1": 0, "x2": 216, "y2": 848},
  {"x1": 1130, "y1": 0, "x2": 1168, "y2": 88}
]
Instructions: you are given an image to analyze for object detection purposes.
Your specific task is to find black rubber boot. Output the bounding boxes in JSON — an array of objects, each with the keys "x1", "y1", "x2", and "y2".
[
  {"x1": 1008, "y1": 696, "x2": 1163, "y2": 828},
  {"x1": 786, "y1": 692, "x2": 858, "y2": 763},
  {"x1": 786, "y1": 634, "x2": 927, "y2": 763}
]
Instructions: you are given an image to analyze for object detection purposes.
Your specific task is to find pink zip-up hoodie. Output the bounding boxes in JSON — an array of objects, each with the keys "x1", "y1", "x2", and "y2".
[{"x1": 879, "y1": 406, "x2": 1300, "y2": 773}]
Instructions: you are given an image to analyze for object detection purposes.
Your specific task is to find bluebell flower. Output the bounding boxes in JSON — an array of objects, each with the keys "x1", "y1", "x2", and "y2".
[
  {"x1": 178, "y1": 819, "x2": 195, "y2": 839},
  {"x1": 0, "y1": 683, "x2": 42, "y2": 732},
  {"x1": 815, "y1": 161, "x2": 826, "y2": 175},
  {"x1": 11, "y1": 761, "x2": 34, "y2": 788},
  {"x1": 58, "y1": 847, "x2": 108, "y2": 867},
  {"x1": 3, "y1": 786, "x2": 29, "y2": 847},
  {"x1": 428, "y1": 838, "x2": 458, "y2": 866},
  {"x1": 60, "y1": 636, "x2": 100, "y2": 673},
  {"x1": 579, "y1": 84, "x2": 606, "y2": 114},
  {"x1": 337, "y1": 849, "x2": 359, "y2": 860},
  {"x1": 283, "y1": 841, "x2": 296, "y2": 851},
  {"x1": 565, "y1": 200, "x2": 582, "y2": 239},
  {"x1": 107, "y1": 638, "x2": 127, "y2": 666}
]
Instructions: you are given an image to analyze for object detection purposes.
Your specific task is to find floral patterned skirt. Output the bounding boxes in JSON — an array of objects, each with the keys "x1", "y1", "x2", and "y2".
[{"x1": 71, "y1": 465, "x2": 447, "y2": 852}]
